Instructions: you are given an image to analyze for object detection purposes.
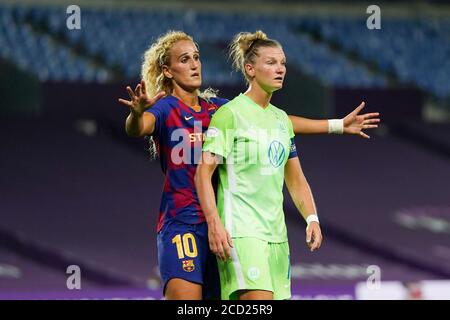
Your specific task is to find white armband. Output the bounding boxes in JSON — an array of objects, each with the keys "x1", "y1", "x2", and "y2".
[
  {"x1": 306, "y1": 214, "x2": 320, "y2": 225},
  {"x1": 328, "y1": 119, "x2": 344, "y2": 134}
]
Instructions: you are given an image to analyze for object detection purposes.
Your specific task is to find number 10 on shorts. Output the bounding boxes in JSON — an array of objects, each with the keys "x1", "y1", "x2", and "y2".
[{"x1": 172, "y1": 233, "x2": 198, "y2": 259}]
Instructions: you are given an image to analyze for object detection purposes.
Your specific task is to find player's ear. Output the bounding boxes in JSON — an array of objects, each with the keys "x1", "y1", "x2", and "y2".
[
  {"x1": 162, "y1": 65, "x2": 173, "y2": 79},
  {"x1": 244, "y1": 63, "x2": 255, "y2": 79}
]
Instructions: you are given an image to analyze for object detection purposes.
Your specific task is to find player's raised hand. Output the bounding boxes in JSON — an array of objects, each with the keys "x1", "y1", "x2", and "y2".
[
  {"x1": 208, "y1": 217, "x2": 233, "y2": 261},
  {"x1": 118, "y1": 80, "x2": 165, "y2": 115},
  {"x1": 343, "y1": 101, "x2": 380, "y2": 139},
  {"x1": 306, "y1": 222, "x2": 323, "y2": 252}
]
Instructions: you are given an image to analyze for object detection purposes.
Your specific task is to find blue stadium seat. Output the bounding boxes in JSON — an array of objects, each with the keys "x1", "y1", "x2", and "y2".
[{"x1": 0, "y1": 4, "x2": 446, "y2": 98}]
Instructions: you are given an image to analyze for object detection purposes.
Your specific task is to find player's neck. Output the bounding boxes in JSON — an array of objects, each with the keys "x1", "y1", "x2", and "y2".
[
  {"x1": 244, "y1": 84, "x2": 272, "y2": 109},
  {"x1": 171, "y1": 87, "x2": 199, "y2": 108}
]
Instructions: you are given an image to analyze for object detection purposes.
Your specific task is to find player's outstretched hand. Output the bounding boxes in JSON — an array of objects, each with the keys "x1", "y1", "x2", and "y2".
[
  {"x1": 343, "y1": 101, "x2": 380, "y2": 139},
  {"x1": 306, "y1": 222, "x2": 323, "y2": 252},
  {"x1": 118, "y1": 80, "x2": 165, "y2": 115}
]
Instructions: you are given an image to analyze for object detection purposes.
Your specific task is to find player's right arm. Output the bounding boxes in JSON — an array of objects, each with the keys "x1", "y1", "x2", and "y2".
[
  {"x1": 195, "y1": 152, "x2": 232, "y2": 261},
  {"x1": 195, "y1": 106, "x2": 235, "y2": 261},
  {"x1": 118, "y1": 80, "x2": 165, "y2": 137}
]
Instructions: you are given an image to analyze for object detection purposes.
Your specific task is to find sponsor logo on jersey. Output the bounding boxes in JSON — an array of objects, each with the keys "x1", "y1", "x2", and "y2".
[
  {"x1": 268, "y1": 140, "x2": 285, "y2": 167},
  {"x1": 189, "y1": 132, "x2": 205, "y2": 143}
]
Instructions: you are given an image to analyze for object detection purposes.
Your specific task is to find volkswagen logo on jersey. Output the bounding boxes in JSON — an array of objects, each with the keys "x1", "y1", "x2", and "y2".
[{"x1": 268, "y1": 140, "x2": 286, "y2": 168}]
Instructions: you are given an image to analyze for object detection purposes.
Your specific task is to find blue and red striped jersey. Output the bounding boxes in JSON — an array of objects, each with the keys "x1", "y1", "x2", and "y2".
[{"x1": 146, "y1": 95, "x2": 229, "y2": 232}]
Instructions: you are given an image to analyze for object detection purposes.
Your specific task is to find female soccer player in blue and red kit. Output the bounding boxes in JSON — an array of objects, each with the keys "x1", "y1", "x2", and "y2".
[{"x1": 118, "y1": 31, "x2": 379, "y2": 300}]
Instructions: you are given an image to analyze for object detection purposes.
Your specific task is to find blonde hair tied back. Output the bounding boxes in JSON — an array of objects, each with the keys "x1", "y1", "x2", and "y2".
[{"x1": 229, "y1": 30, "x2": 281, "y2": 83}]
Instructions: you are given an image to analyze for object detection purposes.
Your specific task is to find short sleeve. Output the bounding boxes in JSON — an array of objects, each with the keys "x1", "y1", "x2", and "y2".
[
  {"x1": 287, "y1": 114, "x2": 295, "y2": 139},
  {"x1": 286, "y1": 113, "x2": 297, "y2": 158},
  {"x1": 145, "y1": 101, "x2": 168, "y2": 137},
  {"x1": 210, "y1": 97, "x2": 230, "y2": 107},
  {"x1": 202, "y1": 106, "x2": 236, "y2": 159}
]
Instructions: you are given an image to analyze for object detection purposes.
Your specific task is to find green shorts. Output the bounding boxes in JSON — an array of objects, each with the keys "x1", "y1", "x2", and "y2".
[{"x1": 217, "y1": 237, "x2": 291, "y2": 300}]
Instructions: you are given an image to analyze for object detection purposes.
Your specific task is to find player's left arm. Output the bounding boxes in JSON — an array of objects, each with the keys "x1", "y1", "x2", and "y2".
[
  {"x1": 288, "y1": 101, "x2": 380, "y2": 139},
  {"x1": 284, "y1": 157, "x2": 323, "y2": 252}
]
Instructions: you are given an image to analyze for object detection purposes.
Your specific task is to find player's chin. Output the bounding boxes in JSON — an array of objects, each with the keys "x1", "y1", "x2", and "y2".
[
  {"x1": 189, "y1": 77, "x2": 202, "y2": 87},
  {"x1": 271, "y1": 83, "x2": 283, "y2": 91},
  {"x1": 271, "y1": 80, "x2": 284, "y2": 90},
  {"x1": 184, "y1": 81, "x2": 202, "y2": 92}
]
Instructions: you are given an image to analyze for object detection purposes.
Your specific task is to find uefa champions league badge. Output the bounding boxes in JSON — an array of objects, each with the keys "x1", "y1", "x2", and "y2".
[{"x1": 205, "y1": 127, "x2": 219, "y2": 138}]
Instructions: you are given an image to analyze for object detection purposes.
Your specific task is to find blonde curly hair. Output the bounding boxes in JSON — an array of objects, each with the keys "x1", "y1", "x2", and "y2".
[{"x1": 141, "y1": 30, "x2": 217, "y2": 101}]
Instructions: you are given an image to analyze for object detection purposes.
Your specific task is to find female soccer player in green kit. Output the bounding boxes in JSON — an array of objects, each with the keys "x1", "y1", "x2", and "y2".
[
  {"x1": 195, "y1": 30, "x2": 323, "y2": 300},
  {"x1": 120, "y1": 30, "x2": 379, "y2": 300}
]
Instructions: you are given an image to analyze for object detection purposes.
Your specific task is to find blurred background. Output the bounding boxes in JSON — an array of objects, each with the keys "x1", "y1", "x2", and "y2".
[{"x1": 0, "y1": 0, "x2": 449, "y2": 300}]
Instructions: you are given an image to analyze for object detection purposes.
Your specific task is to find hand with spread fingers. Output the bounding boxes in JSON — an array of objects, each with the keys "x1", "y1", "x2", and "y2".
[
  {"x1": 118, "y1": 80, "x2": 165, "y2": 115},
  {"x1": 343, "y1": 101, "x2": 381, "y2": 139}
]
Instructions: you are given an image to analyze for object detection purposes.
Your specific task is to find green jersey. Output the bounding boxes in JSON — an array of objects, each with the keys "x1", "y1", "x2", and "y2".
[{"x1": 203, "y1": 93, "x2": 297, "y2": 243}]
